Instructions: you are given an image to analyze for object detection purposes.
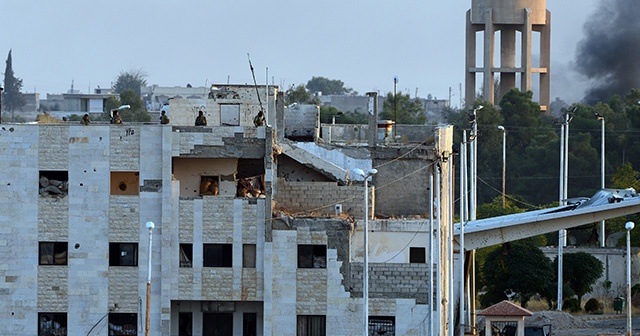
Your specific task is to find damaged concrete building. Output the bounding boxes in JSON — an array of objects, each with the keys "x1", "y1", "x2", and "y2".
[{"x1": 0, "y1": 85, "x2": 455, "y2": 335}]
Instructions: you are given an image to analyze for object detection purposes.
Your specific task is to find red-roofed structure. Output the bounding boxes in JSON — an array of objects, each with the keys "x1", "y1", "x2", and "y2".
[{"x1": 478, "y1": 300, "x2": 532, "y2": 336}]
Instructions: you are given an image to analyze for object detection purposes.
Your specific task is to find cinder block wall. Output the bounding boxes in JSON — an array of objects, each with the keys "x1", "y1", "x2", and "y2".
[
  {"x1": 350, "y1": 263, "x2": 431, "y2": 304},
  {"x1": 276, "y1": 180, "x2": 372, "y2": 217}
]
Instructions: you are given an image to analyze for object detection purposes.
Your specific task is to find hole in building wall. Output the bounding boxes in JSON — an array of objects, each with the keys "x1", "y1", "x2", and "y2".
[
  {"x1": 110, "y1": 172, "x2": 139, "y2": 196},
  {"x1": 39, "y1": 171, "x2": 68, "y2": 197}
]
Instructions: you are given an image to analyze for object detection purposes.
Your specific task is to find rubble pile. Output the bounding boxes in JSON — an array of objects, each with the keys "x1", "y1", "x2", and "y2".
[{"x1": 39, "y1": 177, "x2": 68, "y2": 197}]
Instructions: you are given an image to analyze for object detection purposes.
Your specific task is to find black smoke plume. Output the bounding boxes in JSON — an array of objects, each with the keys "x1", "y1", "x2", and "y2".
[{"x1": 575, "y1": 0, "x2": 640, "y2": 104}]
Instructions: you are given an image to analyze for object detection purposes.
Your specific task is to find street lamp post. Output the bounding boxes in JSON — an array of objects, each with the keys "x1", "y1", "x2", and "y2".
[
  {"x1": 393, "y1": 76, "x2": 398, "y2": 139},
  {"x1": 626, "y1": 221, "x2": 634, "y2": 336},
  {"x1": 498, "y1": 125, "x2": 506, "y2": 208},
  {"x1": 596, "y1": 112, "x2": 606, "y2": 247},
  {"x1": 353, "y1": 168, "x2": 378, "y2": 336},
  {"x1": 145, "y1": 221, "x2": 155, "y2": 336},
  {"x1": 469, "y1": 104, "x2": 482, "y2": 332}
]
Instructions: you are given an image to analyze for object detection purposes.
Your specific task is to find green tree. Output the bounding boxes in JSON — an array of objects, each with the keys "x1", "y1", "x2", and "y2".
[
  {"x1": 319, "y1": 106, "x2": 367, "y2": 124},
  {"x1": 113, "y1": 69, "x2": 147, "y2": 96},
  {"x1": 500, "y1": 89, "x2": 541, "y2": 149},
  {"x1": 553, "y1": 252, "x2": 604, "y2": 305},
  {"x1": 380, "y1": 92, "x2": 426, "y2": 124},
  {"x1": 306, "y1": 76, "x2": 356, "y2": 96},
  {"x1": 102, "y1": 89, "x2": 150, "y2": 122},
  {"x1": 285, "y1": 84, "x2": 316, "y2": 105},
  {"x1": 2, "y1": 49, "x2": 26, "y2": 119},
  {"x1": 611, "y1": 163, "x2": 639, "y2": 189},
  {"x1": 481, "y1": 241, "x2": 554, "y2": 308}
]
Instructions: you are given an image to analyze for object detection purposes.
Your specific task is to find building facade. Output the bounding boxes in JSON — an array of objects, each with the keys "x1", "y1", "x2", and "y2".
[{"x1": 0, "y1": 85, "x2": 454, "y2": 335}]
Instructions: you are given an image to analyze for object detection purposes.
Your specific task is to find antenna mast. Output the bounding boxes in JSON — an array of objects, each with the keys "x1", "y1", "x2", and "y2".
[{"x1": 247, "y1": 53, "x2": 264, "y2": 113}]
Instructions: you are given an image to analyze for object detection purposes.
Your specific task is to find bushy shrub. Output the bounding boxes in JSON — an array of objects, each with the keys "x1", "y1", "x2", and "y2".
[
  {"x1": 584, "y1": 298, "x2": 603, "y2": 313},
  {"x1": 563, "y1": 298, "x2": 581, "y2": 313}
]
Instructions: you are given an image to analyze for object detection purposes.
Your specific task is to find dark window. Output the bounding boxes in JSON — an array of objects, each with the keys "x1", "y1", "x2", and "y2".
[
  {"x1": 179, "y1": 312, "x2": 193, "y2": 336},
  {"x1": 180, "y1": 244, "x2": 193, "y2": 267},
  {"x1": 369, "y1": 316, "x2": 395, "y2": 336},
  {"x1": 108, "y1": 313, "x2": 137, "y2": 335},
  {"x1": 39, "y1": 312, "x2": 67, "y2": 336},
  {"x1": 39, "y1": 171, "x2": 69, "y2": 197},
  {"x1": 242, "y1": 312, "x2": 257, "y2": 336},
  {"x1": 109, "y1": 243, "x2": 138, "y2": 266},
  {"x1": 243, "y1": 244, "x2": 256, "y2": 268},
  {"x1": 296, "y1": 315, "x2": 326, "y2": 336},
  {"x1": 297, "y1": 245, "x2": 327, "y2": 268},
  {"x1": 203, "y1": 244, "x2": 232, "y2": 267},
  {"x1": 39, "y1": 242, "x2": 68, "y2": 265},
  {"x1": 409, "y1": 247, "x2": 426, "y2": 263},
  {"x1": 203, "y1": 312, "x2": 233, "y2": 336}
]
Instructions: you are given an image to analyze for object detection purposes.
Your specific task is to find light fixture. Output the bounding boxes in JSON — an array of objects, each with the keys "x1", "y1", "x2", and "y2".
[
  {"x1": 352, "y1": 167, "x2": 378, "y2": 336},
  {"x1": 145, "y1": 221, "x2": 155, "y2": 336}
]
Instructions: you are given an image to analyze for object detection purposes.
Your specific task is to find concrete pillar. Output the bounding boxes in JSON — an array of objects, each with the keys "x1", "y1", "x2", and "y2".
[
  {"x1": 539, "y1": 10, "x2": 552, "y2": 111},
  {"x1": 465, "y1": 10, "x2": 477, "y2": 108},
  {"x1": 483, "y1": 9, "x2": 495, "y2": 104},
  {"x1": 521, "y1": 8, "x2": 533, "y2": 92},
  {"x1": 499, "y1": 29, "x2": 517, "y2": 100}
]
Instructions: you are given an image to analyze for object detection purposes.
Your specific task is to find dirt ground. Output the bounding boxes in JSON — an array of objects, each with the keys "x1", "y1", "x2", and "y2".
[{"x1": 479, "y1": 311, "x2": 640, "y2": 335}]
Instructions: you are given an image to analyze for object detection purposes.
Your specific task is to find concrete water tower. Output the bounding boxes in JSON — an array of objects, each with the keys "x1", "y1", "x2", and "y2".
[{"x1": 465, "y1": 0, "x2": 550, "y2": 111}]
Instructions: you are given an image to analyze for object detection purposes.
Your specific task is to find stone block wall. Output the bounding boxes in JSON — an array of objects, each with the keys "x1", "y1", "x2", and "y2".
[
  {"x1": 176, "y1": 197, "x2": 263, "y2": 302},
  {"x1": 276, "y1": 180, "x2": 372, "y2": 217},
  {"x1": 109, "y1": 126, "x2": 140, "y2": 171},
  {"x1": 350, "y1": 263, "x2": 430, "y2": 304}
]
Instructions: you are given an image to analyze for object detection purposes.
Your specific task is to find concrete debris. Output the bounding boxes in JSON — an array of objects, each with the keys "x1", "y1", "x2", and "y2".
[{"x1": 39, "y1": 177, "x2": 68, "y2": 197}]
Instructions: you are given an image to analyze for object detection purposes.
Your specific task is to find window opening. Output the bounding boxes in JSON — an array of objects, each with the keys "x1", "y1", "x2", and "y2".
[
  {"x1": 39, "y1": 312, "x2": 67, "y2": 336},
  {"x1": 203, "y1": 244, "x2": 232, "y2": 267},
  {"x1": 110, "y1": 172, "x2": 139, "y2": 196},
  {"x1": 39, "y1": 242, "x2": 68, "y2": 265},
  {"x1": 199, "y1": 176, "x2": 220, "y2": 196},
  {"x1": 109, "y1": 243, "x2": 138, "y2": 266},
  {"x1": 180, "y1": 244, "x2": 193, "y2": 267},
  {"x1": 298, "y1": 245, "x2": 327, "y2": 269},
  {"x1": 409, "y1": 247, "x2": 426, "y2": 263},
  {"x1": 243, "y1": 244, "x2": 256, "y2": 268},
  {"x1": 39, "y1": 171, "x2": 68, "y2": 197},
  {"x1": 108, "y1": 313, "x2": 137, "y2": 335},
  {"x1": 369, "y1": 316, "x2": 395, "y2": 336},
  {"x1": 296, "y1": 315, "x2": 326, "y2": 336}
]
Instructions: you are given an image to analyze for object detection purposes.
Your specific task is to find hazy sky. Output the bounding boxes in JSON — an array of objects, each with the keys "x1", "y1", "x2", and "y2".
[{"x1": 0, "y1": 1, "x2": 598, "y2": 106}]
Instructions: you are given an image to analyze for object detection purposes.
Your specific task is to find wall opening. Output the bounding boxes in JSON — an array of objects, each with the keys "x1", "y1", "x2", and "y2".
[
  {"x1": 409, "y1": 247, "x2": 426, "y2": 263},
  {"x1": 180, "y1": 244, "x2": 193, "y2": 268},
  {"x1": 297, "y1": 245, "x2": 327, "y2": 269},
  {"x1": 39, "y1": 312, "x2": 67, "y2": 335},
  {"x1": 243, "y1": 244, "x2": 256, "y2": 268},
  {"x1": 369, "y1": 316, "x2": 395, "y2": 335},
  {"x1": 236, "y1": 159, "x2": 265, "y2": 198},
  {"x1": 110, "y1": 172, "x2": 139, "y2": 196},
  {"x1": 297, "y1": 315, "x2": 326, "y2": 335},
  {"x1": 39, "y1": 171, "x2": 68, "y2": 197},
  {"x1": 108, "y1": 313, "x2": 137, "y2": 335},
  {"x1": 203, "y1": 244, "x2": 233, "y2": 267},
  {"x1": 39, "y1": 242, "x2": 68, "y2": 265},
  {"x1": 199, "y1": 176, "x2": 220, "y2": 196},
  {"x1": 109, "y1": 243, "x2": 138, "y2": 266}
]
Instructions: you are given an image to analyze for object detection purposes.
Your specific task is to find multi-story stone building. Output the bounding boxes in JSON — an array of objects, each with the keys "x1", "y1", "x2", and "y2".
[{"x1": 0, "y1": 85, "x2": 454, "y2": 335}]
